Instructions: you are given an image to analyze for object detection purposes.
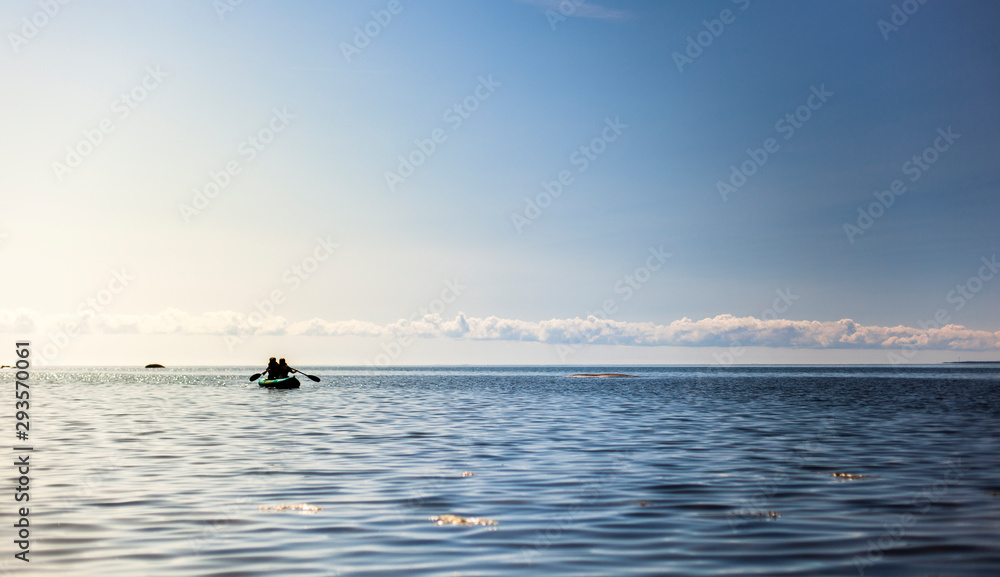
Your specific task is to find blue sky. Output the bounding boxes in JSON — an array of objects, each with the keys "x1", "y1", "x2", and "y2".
[{"x1": 1, "y1": 0, "x2": 998, "y2": 365}]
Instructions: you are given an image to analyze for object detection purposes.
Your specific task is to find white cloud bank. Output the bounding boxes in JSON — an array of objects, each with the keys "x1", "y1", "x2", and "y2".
[{"x1": 2, "y1": 308, "x2": 998, "y2": 351}]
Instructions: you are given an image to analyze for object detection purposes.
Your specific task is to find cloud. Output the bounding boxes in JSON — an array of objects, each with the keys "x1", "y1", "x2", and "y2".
[
  {"x1": 0, "y1": 308, "x2": 39, "y2": 333},
  {"x1": 514, "y1": 0, "x2": 630, "y2": 22},
  {"x1": 4, "y1": 309, "x2": 999, "y2": 351}
]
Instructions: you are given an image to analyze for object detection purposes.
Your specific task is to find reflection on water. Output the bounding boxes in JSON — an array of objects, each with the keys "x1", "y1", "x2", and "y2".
[{"x1": 20, "y1": 366, "x2": 1000, "y2": 576}]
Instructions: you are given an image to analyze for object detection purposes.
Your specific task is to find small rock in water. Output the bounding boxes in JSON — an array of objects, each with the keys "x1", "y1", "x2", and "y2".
[
  {"x1": 430, "y1": 514, "x2": 498, "y2": 527},
  {"x1": 730, "y1": 509, "x2": 781, "y2": 521},
  {"x1": 831, "y1": 472, "x2": 872, "y2": 480},
  {"x1": 259, "y1": 503, "x2": 322, "y2": 514}
]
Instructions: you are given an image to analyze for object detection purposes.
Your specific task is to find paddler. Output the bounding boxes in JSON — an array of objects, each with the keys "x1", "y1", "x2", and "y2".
[
  {"x1": 274, "y1": 358, "x2": 301, "y2": 379},
  {"x1": 261, "y1": 357, "x2": 279, "y2": 379}
]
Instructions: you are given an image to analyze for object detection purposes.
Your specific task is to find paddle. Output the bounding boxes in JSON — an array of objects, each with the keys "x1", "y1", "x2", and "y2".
[
  {"x1": 249, "y1": 369, "x2": 320, "y2": 382},
  {"x1": 292, "y1": 369, "x2": 321, "y2": 382}
]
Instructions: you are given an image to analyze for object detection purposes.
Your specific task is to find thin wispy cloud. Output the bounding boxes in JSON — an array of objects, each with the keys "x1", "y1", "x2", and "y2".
[
  {"x1": 4, "y1": 309, "x2": 997, "y2": 351},
  {"x1": 514, "y1": 0, "x2": 630, "y2": 21}
]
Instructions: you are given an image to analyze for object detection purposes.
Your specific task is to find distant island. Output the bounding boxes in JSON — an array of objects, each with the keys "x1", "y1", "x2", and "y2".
[
  {"x1": 144, "y1": 363, "x2": 165, "y2": 369},
  {"x1": 566, "y1": 373, "x2": 638, "y2": 378},
  {"x1": 944, "y1": 361, "x2": 999, "y2": 364}
]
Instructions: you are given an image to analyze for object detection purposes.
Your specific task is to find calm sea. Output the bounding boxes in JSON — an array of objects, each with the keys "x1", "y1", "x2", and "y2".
[{"x1": 9, "y1": 365, "x2": 1000, "y2": 576}]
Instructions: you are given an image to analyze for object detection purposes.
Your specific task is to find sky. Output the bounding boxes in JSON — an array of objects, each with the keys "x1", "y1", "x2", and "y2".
[{"x1": 1, "y1": 0, "x2": 998, "y2": 366}]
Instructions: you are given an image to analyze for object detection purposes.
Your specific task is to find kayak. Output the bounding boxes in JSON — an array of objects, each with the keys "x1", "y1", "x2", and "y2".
[{"x1": 259, "y1": 376, "x2": 300, "y2": 389}]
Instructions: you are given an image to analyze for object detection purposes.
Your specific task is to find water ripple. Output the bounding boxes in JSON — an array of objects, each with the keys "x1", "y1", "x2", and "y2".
[{"x1": 21, "y1": 365, "x2": 1000, "y2": 575}]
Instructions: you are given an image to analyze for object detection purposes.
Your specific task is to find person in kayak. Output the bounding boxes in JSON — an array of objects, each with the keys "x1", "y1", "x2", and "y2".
[
  {"x1": 273, "y1": 358, "x2": 301, "y2": 379},
  {"x1": 261, "y1": 357, "x2": 279, "y2": 379}
]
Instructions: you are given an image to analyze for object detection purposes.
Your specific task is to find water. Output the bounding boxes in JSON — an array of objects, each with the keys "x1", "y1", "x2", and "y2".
[{"x1": 10, "y1": 365, "x2": 1000, "y2": 576}]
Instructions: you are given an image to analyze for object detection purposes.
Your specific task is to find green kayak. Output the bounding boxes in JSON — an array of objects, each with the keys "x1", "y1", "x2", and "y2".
[{"x1": 259, "y1": 376, "x2": 300, "y2": 389}]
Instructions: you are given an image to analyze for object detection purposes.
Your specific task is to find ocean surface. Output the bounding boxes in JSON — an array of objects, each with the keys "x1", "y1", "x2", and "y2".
[{"x1": 8, "y1": 365, "x2": 1000, "y2": 576}]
